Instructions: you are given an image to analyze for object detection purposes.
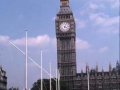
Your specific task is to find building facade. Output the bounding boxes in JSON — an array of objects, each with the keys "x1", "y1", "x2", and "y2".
[
  {"x1": 75, "y1": 62, "x2": 120, "y2": 90},
  {"x1": 55, "y1": 0, "x2": 120, "y2": 90},
  {"x1": 0, "y1": 66, "x2": 7, "y2": 90},
  {"x1": 55, "y1": 0, "x2": 76, "y2": 89}
]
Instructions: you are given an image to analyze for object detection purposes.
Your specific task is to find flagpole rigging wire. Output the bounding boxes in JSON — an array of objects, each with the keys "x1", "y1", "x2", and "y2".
[
  {"x1": 8, "y1": 41, "x2": 56, "y2": 81},
  {"x1": 25, "y1": 30, "x2": 28, "y2": 90},
  {"x1": 119, "y1": 0, "x2": 120, "y2": 64}
]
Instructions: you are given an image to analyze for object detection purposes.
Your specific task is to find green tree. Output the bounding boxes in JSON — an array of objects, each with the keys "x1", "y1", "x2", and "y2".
[
  {"x1": 9, "y1": 87, "x2": 19, "y2": 90},
  {"x1": 31, "y1": 78, "x2": 69, "y2": 90}
]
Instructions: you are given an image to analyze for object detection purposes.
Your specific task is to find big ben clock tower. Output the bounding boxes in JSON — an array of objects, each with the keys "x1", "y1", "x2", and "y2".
[{"x1": 55, "y1": 0, "x2": 76, "y2": 90}]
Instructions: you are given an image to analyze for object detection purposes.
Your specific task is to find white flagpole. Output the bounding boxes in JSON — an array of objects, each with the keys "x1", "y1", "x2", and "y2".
[
  {"x1": 25, "y1": 30, "x2": 28, "y2": 90},
  {"x1": 41, "y1": 50, "x2": 43, "y2": 90},
  {"x1": 87, "y1": 65, "x2": 89, "y2": 90},
  {"x1": 59, "y1": 70, "x2": 60, "y2": 90},
  {"x1": 56, "y1": 68, "x2": 58, "y2": 90},
  {"x1": 50, "y1": 61, "x2": 51, "y2": 90},
  {"x1": 58, "y1": 69, "x2": 59, "y2": 90},
  {"x1": 119, "y1": 0, "x2": 120, "y2": 65},
  {"x1": 58, "y1": 69, "x2": 60, "y2": 90}
]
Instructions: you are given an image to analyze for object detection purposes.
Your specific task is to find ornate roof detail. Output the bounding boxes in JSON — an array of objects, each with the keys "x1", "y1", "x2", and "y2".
[
  {"x1": 57, "y1": 7, "x2": 72, "y2": 15},
  {"x1": 81, "y1": 69, "x2": 83, "y2": 73},
  {"x1": 96, "y1": 63, "x2": 98, "y2": 72},
  {"x1": 102, "y1": 67, "x2": 104, "y2": 72},
  {"x1": 109, "y1": 62, "x2": 112, "y2": 72}
]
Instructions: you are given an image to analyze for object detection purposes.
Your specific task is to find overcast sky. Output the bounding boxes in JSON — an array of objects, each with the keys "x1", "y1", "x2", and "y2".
[{"x1": 0, "y1": 0, "x2": 119, "y2": 89}]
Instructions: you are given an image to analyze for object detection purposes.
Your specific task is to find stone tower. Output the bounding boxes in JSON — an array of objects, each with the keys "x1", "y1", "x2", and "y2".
[{"x1": 55, "y1": 0, "x2": 76, "y2": 89}]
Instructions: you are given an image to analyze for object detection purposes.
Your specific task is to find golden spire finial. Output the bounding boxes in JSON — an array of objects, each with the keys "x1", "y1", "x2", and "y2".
[
  {"x1": 96, "y1": 63, "x2": 98, "y2": 72},
  {"x1": 109, "y1": 62, "x2": 112, "y2": 71},
  {"x1": 102, "y1": 67, "x2": 104, "y2": 72},
  {"x1": 60, "y1": 0, "x2": 69, "y2": 6}
]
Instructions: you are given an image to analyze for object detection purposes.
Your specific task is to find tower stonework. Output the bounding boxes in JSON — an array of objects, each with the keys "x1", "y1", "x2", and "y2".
[
  {"x1": 55, "y1": 0, "x2": 77, "y2": 90},
  {"x1": 55, "y1": 1, "x2": 120, "y2": 90}
]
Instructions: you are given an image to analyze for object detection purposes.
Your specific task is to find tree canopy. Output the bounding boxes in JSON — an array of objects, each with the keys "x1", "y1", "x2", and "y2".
[
  {"x1": 9, "y1": 87, "x2": 19, "y2": 90},
  {"x1": 31, "y1": 78, "x2": 69, "y2": 90}
]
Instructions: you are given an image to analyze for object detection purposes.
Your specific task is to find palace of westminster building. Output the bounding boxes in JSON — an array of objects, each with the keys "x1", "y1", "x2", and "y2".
[{"x1": 55, "y1": 0, "x2": 120, "y2": 90}]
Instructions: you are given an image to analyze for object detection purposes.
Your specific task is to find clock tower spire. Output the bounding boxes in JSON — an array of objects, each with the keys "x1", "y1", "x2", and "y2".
[{"x1": 60, "y1": 0, "x2": 69, "y2": 7}]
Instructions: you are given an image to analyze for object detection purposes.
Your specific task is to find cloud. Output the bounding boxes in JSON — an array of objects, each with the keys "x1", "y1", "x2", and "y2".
[
  {"x1": 11, "y1": 34, "x2": 51, "y2": 47},
  {"x1": 89, "y1": 12, "x2": 119, "y2": 34},
  {"x1": 79, "y1": 1, "x2": 105, "y2": 15},
  {"x1": 77, "y1": 20, "x2": 86, "y2": 28},
  {"x1": 98, "y1": 47, "x2": 108, "y2": 53},
  {"x1": 89, "y1": 2, "x2": 99, "y2": 9},
  {"x1": 75, "y1": 18, "x2": 86, "y2": 28},
  {"x1": 92, "y1": 0, "x2": 119, "y2": 8},
  {"x1": 0, "y1": 35, "x2": 91, "y2": 50},
  {"x1": 0, "y1": 35, "x2": 9, "y2": 44},
  {"x1": 89, "y1": 46, "x2": 109, "y2": 53},
  {"x1": 111, "y1": 0, "x2": 119, "y2": 8},
  {"x1": 0, "y1": 34, "x2": 108, "y2": 54},
  {"x1": 51, "y1": 38, "x2": 56, "y2": 47},
  {"x1": 89, "y1": 12, "x2": 109, "y2": 25},
  {"x1": 90, "y1": 0, "x2": 118, "y2": 8},
  {"x1": 98, "y1": 26, "x2": 118, "y2": 34},
  {"x1": 78, "y1": 0, "x2": 118, "y2": 34},
  {"x1": 78, "y1": 1, "x2": 119, "y2": 35},
  {"x1": 104, "y1": 16, "x2": 119, "y2": 26},
  {"x1": 76, "y1": 38, "x2": 90, "y2": 50},
  {"x1": 0, "y1": 34, "x2": 54, "y2": 50}
]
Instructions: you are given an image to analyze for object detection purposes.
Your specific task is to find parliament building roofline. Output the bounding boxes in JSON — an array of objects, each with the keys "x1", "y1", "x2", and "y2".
[{"x1": 55, "y1": 0, "x2": 120, "y2": 90}]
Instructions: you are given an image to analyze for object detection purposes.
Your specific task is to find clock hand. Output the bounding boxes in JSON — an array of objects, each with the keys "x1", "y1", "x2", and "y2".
[
  {"x1": 64, "y1": 25, "x2": 66, "y2": 28},
  {"x1": 65, "y1": 25, "x2": 67, "y2": 28}
]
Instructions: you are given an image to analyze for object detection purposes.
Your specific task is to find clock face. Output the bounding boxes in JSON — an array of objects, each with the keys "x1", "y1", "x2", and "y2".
[{"x1": 60, "y1": 22, "x2": 70, "y2": 32}]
